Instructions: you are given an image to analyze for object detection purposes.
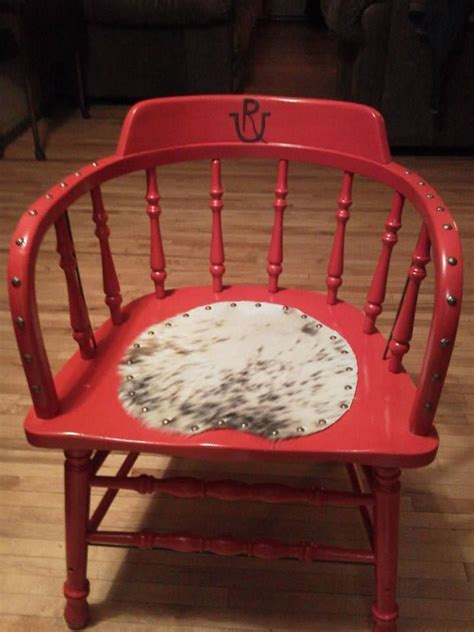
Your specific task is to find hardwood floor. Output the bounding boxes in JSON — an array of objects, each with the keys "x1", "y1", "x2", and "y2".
[{"x1": 1, "y1": 22, "x2": 473, "y2": 632}]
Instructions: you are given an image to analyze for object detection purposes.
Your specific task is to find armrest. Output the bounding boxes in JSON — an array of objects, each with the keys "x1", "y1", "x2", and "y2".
[
  {"x1": 7, "y1": 157, "x2": 120, "y2": 418},
  {"x1": 8, "y1": 97, "x2": 463, "y2": 435}
]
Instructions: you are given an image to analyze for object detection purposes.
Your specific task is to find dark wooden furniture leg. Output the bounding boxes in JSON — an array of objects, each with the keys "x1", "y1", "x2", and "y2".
[{"x1": 75, "y1": 51, "x2": 90, "y2": 120}]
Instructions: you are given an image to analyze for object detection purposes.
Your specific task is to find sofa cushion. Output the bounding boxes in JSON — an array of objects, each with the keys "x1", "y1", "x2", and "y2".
[{"x1": 83, "y1": 0, "x2": 233, "y2": 28}]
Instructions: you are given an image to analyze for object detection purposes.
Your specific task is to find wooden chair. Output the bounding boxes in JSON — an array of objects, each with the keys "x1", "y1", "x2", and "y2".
[{"x1": 8, "y1": 96, "x2": 463, "y2": 630}]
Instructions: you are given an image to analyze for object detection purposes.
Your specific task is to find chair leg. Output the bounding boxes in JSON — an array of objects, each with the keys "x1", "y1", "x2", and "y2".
[
  {"x1": 372, "y1": 467, "x2": 401, "y2": 631},
  {"x1": 63, "y1": 450, "x2": 92, "y2": 630}
]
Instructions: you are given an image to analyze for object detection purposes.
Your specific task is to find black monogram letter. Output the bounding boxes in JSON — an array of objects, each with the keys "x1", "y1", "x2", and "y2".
[{"x1": 230, "y1": 98, "x2": 271, "y2": 143}]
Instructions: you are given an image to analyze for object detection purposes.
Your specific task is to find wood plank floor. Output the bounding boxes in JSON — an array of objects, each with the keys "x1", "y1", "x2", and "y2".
[{"x1": 1, "y1": 23, "x2": 473, "y2": 632}]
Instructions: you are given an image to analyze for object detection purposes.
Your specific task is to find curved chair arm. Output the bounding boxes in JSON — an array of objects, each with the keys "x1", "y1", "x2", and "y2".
[
  {"x1": 387, "y1": 166, "x2": 463, "y2": 435},
  {"x1": 7, "y1": 156, "x2": 120, "y2": 417},
  {"x1": 8, "y1": 97, "x2": 463, "y2": 436}
]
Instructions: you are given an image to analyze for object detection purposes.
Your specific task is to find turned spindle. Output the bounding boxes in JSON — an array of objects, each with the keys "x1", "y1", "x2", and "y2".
[{"x1": 326, "y1": 171, "x2": 353, "y2": 304}]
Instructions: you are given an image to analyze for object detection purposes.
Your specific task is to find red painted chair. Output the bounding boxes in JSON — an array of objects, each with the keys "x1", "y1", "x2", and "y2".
[{"x1": 8, "y1": 96, "x2": 462, "y2": 630}]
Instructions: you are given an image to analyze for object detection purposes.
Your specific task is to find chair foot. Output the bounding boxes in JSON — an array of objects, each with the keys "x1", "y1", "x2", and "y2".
[
  {"x1": 64, "y1": 581, "x2": 90, "y2": 629},
  {"x1": 372, "y1": 604, "x2": 398, "y2": 631}
]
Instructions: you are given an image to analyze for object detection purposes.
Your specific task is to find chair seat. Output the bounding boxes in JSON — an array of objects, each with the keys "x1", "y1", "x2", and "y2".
[{"x1": 24, "y1": 285, "x2": 438, "y2": 467}]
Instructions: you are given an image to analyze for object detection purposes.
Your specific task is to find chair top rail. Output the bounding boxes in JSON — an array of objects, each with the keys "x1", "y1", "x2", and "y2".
[
  {"x1": 8, "y1": 97, "x2": 463, "y2": 432},
  {"x1": 117, "y1": 95, "x2": 392, "y2": 164}
]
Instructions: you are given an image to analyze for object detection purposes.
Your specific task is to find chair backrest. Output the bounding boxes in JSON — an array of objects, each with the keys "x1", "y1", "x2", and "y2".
[{"x1": 8, "y1": 96, "x2": 462, "y2": 436}]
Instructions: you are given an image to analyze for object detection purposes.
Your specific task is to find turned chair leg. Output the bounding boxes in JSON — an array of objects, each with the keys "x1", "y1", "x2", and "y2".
[
  {"x1": 64, "y1": 450, "x2": 92, "y2": 630},
  {"x1": 372, "y1": 467, "x2": 401, "y2": 631}
]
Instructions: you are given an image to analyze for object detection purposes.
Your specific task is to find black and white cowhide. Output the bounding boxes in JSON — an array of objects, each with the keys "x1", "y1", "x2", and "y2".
[{"x1": 118, "y1": 301, "x2": 358, "y2": 439}]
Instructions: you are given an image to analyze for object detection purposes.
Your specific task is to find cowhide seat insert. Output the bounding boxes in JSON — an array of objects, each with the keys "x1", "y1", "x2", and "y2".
[{"x1": 118, "y1": 301, "x2": 358, "y2": 439}]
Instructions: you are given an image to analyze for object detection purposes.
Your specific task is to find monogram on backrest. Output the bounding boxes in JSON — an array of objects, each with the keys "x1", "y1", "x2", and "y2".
[{"x1": 8, "y1": 96, "x2": 462, "y2": 437}]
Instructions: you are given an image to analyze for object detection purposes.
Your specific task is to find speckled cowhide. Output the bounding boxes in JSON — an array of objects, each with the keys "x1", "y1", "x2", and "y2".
[{"x1": 118, "y1": 301, "x2": 358, "y2": 439}]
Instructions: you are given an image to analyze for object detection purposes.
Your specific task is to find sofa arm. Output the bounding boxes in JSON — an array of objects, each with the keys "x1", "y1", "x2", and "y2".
[
  {"x1": 321, "y1": 0, "x2": 387, "y2": 43},
  {"x1": 323, "y1": 0, "x2": 392, "y2": 110}
]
